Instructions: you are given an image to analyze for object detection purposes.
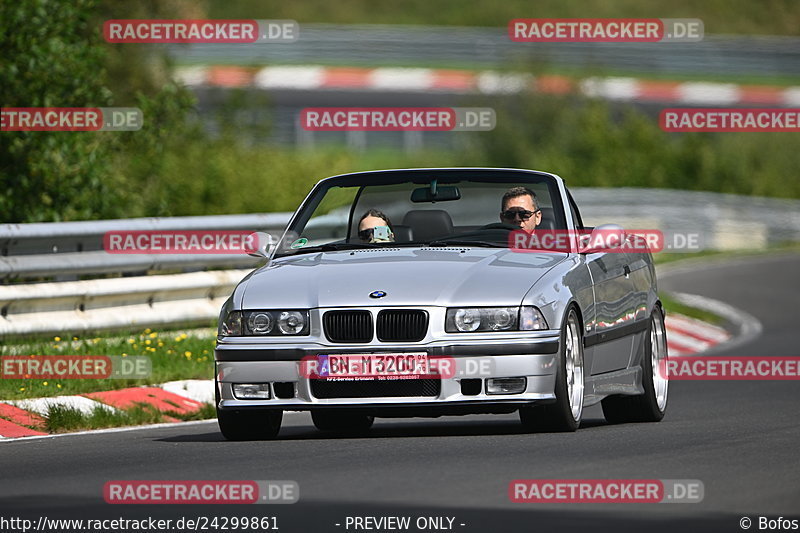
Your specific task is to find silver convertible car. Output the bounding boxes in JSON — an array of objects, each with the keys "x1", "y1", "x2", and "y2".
[{"x1": 215, "y1": 168, "x2": 669, "y2": 440}]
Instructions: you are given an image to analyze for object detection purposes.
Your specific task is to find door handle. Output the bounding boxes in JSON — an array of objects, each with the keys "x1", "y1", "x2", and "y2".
[{"x1": 623, "y1": 264, "x2": 631, "y2": 278}]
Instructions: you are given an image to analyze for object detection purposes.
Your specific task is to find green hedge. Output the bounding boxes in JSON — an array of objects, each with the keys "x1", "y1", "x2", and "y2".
[{"x1": 104, "y1": 94, "x2": 800, "y2": 218}]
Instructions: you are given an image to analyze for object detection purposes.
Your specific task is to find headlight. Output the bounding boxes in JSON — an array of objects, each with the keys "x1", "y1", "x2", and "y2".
[
  {"x1": 278, "y1": 311, "x2": 306, "y2": 335},
  {"x1": 247, "y1": 312, "x2": 274, "y2": 334},
  {"x1": 220, "y1": 310, "x2": 309, "y2": 336},
  {"x1": 519, "y1": 306, "x2": 548, "y2": 331},
  {"x1": 453, "y1": 308, "x2": 481, "y2": 332},
  {"x1": 219, "y1": 311, "x2": 242, "y2": 336},
  {"x1": 445, "y1": 306, "x2": 548, "y2": 333}
]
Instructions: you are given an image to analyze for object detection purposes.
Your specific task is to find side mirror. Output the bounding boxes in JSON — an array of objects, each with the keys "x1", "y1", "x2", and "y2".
[
  {"x1": 247, "y1": 232, "x2": 274, "y2": 259},
  {"x1": 579, "y1": 224, "x2": 627, "y2": 254}
]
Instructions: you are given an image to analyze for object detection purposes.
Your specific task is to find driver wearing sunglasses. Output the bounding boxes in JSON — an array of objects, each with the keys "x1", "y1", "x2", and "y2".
[
  {"x1": 358, "y1": 208, "x2": 396, "y2": 243},
  {"x1": 500, "y1": 186, "x2": 542, "y2": 231}
]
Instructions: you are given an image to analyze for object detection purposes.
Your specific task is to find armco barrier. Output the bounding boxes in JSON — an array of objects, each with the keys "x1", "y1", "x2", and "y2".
[
  {"x1": 0, "y1": 270, "x2": 251, "y2": 337},
  {"x1": 0, "y1": 212, "x2": 290, "y2": 279}
]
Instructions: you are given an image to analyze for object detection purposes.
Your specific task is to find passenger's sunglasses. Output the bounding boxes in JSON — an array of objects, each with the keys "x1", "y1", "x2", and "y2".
[
  {"x1": 358, "y1": 225, "x2": 393, "y2": 242},
  {"x1": 501, "y1": 208, "x2": 539, "y2": 221}
]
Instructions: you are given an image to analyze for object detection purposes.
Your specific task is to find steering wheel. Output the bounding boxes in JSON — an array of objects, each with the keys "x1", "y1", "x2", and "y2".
[{"x1": 479, "y1": 222, "x2": 520, "y2": 231}]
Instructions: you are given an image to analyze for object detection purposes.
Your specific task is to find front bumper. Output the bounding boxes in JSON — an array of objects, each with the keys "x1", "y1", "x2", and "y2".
[{"x1": 215, "y1": 335, "x2": 560, "y2": 412}]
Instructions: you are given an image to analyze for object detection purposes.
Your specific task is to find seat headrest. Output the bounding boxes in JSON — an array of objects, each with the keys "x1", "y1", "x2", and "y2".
[
  {"x1": 538, "y1": 207, "x2": 556, "y2": 230},
  {"x1": 401, "y1": 210, "x2": 454, "y2": 241},
  {"x1": 392, "y1": 224, "x2": 414, "y2": 243}
]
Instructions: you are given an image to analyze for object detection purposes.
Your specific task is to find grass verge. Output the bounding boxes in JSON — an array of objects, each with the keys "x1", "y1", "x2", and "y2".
[
  {"x1": 43, "y1": 403, "x2": 217, "y2": 433},
  {"x1": 653, "y1": 242, "x2": 800, "y2": 265},
  {"x1": 0, "y1": 328, "x2": 216, "y2": 401},
  {"x1": 659, "y1": 292, "x2": 724, "y2": 325}
]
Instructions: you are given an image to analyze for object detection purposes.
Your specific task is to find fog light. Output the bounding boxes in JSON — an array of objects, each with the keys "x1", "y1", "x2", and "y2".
[
  {"x1": 232, "y1": 383, "x2": 271, "y2": 400},
  {"x1": 486, "y1": 377, "x2": 526, "y2": 395}
]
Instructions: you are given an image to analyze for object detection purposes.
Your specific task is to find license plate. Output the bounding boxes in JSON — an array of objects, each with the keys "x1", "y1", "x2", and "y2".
[{"x1": 318, "y1": 353, "x2": 430, "y2": 380}]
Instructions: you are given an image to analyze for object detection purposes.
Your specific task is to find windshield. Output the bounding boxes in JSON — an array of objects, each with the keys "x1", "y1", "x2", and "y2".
[{"x1": 274, "y1": 169, "x2": 566, "y2": 256}]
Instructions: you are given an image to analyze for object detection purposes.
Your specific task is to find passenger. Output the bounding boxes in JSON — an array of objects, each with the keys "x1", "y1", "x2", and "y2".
[
  {"x1": 358, "y1": 209, "x2": 395, "y2": 243},
  {"x1": 500, "y1": 186, "x2": 541, "y2": 231}
]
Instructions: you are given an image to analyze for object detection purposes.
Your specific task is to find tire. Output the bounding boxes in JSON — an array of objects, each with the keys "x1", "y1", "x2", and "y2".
[
  {"x1": 601, "y1": 305, "x2": 669, "y2": 424},
  {"x1": 217, "y1": 408, "x2": 283, "y2": 441},
  {"x1": 215, "y1": 379, "x2": 283, "y2": 440},
  {"x1": 311, "y1": 410, "x2": 375, "y2": 432},
  {"x1": 519, "y1": 307, "x2": 584, "y2": 432}
]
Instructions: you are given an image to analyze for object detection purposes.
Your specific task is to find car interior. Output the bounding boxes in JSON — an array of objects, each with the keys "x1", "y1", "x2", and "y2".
[{"x1": 281, "y1": 178, "x2": 567, "y2": 252}]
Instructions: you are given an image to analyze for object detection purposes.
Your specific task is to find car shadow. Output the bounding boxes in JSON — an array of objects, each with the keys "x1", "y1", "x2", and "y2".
[{"x1": 157, "y1": 415, "x2": 610, "y2": 443}]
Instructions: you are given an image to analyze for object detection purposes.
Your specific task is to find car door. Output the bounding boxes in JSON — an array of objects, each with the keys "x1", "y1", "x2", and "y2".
[
  {"x1": 566, "y1": 192, "x2": 637, "y2": 375},
  {"x1": 583, "y1": 249, "x2": 637, "y2": 374}
]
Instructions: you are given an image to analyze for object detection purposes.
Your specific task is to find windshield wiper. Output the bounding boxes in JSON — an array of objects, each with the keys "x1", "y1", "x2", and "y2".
[
  {"x1": 287, "y1": 242, "x2": 380, "y2": 254},
  {"x1": 426, "y1": 240, "x2": 506, "y2": 248}
]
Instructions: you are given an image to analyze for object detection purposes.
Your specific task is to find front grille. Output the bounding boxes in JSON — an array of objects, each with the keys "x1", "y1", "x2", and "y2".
[
  {"x1": 310, "y1": 378, "x2": 441, "y2": 399},
  {"x1": 323, "y1": 310, "x2": 373, "y2": 343},
  {"x1": 376, "y1": 310, "x2": 428, "y2": 342}
]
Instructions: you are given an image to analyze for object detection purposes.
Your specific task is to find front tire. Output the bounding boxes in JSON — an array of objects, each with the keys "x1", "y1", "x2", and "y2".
[
  {"x1": 215, "y1": 378, "x2": 283, "y2": 440},
  {"x1": 519, "y1": 307, "x2": 584, "y2": 432},
  {"x1": 601, "y1": 305, "x2": 669, "y2": 423},
  {"x1": 217, "y1": 408, "x2": 283, "y2": 441}
]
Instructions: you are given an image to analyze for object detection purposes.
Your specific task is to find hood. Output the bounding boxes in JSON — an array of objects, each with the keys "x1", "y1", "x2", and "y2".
[{"x1": 239, "y1": 247, "x2": 565, "y2": 309}]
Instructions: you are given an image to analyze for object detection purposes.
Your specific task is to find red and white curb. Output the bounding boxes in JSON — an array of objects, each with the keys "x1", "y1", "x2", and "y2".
[
  {"x1": 173, "y1": 64, "x2": 800, "y2": 107},
  {"x1": 665, "y1": 313, "x2": 730, "y2": 356},
  {"x1": 0, "y1": 312, "x2": 731, "y2": 439},
  {"x1": 0, "y1": 379, "x2": 213, "y2": 439}
]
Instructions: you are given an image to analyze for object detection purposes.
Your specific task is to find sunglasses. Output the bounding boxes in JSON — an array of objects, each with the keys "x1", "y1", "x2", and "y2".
[
  {"x1": 501, "y1": 208, "x2": 539, "y2": 221},
  {"x1": 358, "y1": 226, "x2": 393, "y2": 242}
]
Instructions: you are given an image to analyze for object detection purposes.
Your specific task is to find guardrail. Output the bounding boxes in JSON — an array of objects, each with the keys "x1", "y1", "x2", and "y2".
[
  {"x1": 2, "y1": 189, "x2": 798, "y2": 337},
  {"x1": 0, "y1": 213, "x2": 289, "y2": 280},
  {"x1": 0, "y1": 270, "x2": 250, "y2": 337}
]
